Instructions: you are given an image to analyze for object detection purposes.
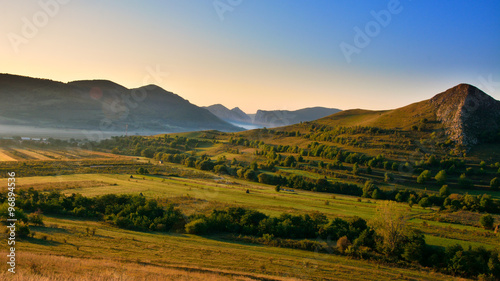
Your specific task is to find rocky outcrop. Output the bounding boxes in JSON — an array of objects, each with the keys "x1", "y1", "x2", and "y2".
[{"x1": 430, "y1": 84, "x2": 500, "y2": 147}]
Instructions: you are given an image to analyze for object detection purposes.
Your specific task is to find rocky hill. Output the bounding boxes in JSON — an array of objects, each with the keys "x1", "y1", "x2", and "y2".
[
  {"x1": 305, "y1": 84, "x2": 500, "y2": 148},
  {"x1": 430, "y1": 84, "x2": 500, "y2": 146}
]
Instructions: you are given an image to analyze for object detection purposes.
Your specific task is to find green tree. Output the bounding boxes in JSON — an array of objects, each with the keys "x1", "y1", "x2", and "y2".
[
  {"x1": 275, "y1": 185, "x2": 280, "y2": 192},
  {"x1": 28, "y1": 210, "x2": 44, "y2": 226},
  {"x1": 418, "y1": 197, "x2": 431, "y2": 209},
  {"x1": 185, "y1": 218, "x2": 208, "y2": 234},
  {"x1": 284, "y1": 156, "x2": 296, "y2": 167},
  {"x1": 480, "y1": 214, "x2": 494, "y2": 230},
  {"x1": 439, "y1": 185, "x2": 451, "y2": 197},
  {"x1": 366, "y1": 166, "x2": 372, "y2": 174},
  {"x1": 458, "y1": 173, "x2": 473, "y2": 188},
  {"x1": 490, "y1": 177, "x2": 500, "y2": 190},
  {"x1": 371, "y1": 188, "x2": 382, "y2": 200},
  {"x1": 434, "y1": 170, "x2": 447, "y2": 185},
  {"x1": 384, "y1": 172, "x2": 393, "y2": 183},
  {"x1": 362, "y1": 180, "x2": 376, "y2": 198},
  {"x1": 370, "y1": 201, "x2": 409, "y2": 256},
  {"x1": 417, "y1": 170, "x2": 431, "y2": 184},
  {"x1": 140, "y1": 148, "x2": 155, "y2": 158},
  {"x1": 244, "y1": 169, "x2": 257, "y2": 181},
  {"x1": 352, "y1": 163, "x2": 359, "y2": 175}
]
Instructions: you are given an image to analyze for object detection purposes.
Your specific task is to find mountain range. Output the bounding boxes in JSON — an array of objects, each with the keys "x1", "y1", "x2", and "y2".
[
  {"x1": 204, "y1": 104, "x2": 341, "y2": 128},
  {"x1": 0, "y1": 74, "x2": 242, "y2": 135},
  {"x1": 2, "y1": 73, "x2": 499, "y2": 148}
]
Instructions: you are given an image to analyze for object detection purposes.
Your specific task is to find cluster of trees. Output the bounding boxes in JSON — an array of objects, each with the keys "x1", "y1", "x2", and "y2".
[
  {"x1": 95, "y1": 135, "x2": 210, "y2": 158},
  {"x1": 361, "y1": 181, "x2": 500, "y2": 214},
  {"x1": 185, "y1": 203, "x2": 500, "y2": 279},
  {"x1": 2, "y1": 188, "x2": 499, "y2": 279},
  {"x1": 7, "y1": 188, "x2": 184, "y2": 232}
]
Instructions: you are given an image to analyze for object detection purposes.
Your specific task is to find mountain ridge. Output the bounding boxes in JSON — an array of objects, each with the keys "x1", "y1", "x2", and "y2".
[{"x1": 0, "y1": 74, "x2": 242, "y2": 135}]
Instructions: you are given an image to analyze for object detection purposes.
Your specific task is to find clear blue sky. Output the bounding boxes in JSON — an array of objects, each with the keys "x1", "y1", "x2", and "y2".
[{"x1": 2, "y1": 0, "x2": 499, "y2": 113}]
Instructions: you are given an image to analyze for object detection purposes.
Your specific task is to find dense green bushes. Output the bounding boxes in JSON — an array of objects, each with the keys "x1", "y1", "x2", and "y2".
[{"x1": 8, "y1": 188, "x2": 184, "y2": 232}]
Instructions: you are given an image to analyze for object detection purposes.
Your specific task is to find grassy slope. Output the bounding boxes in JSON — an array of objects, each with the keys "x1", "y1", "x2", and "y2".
[
  {"x1": 2, "y1": 215, "x2": 457, "y2": 281},
  {"x1": 3, "y1": 171, "x2": 499, "y2": 251}
]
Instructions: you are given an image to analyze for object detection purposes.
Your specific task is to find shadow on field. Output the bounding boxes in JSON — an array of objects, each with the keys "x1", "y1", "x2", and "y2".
[{"x1": 27, "y1": 236, "x2": 63, "y2": 246}]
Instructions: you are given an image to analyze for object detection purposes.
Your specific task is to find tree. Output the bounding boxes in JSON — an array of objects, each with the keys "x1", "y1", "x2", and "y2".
[
  {"x1": 417, "y1": 170, "x2": 431, "y2": 184},
  {"x1": 366, "y1": 166, "x2": 372, "y2": 174},
  {"x1": 140, "y1": 148, "x2": 155, "y2": 158},
  {"x1": 480, "y1": 214, "x2": 494, "y2": 230},
  {"x1": 371, "y1": 188, "x2": 382, "y2": 200},
  {"x1": 439, "y1": 185, "x2": 451, "y2": 197},
  {"x1": 352, "y1": 163, "x2": 359, "y2": 175},
  {"x1": 28, "y1": 210, "x2": 44, "y2": 226},
  {"x1": 418, "y1": 197, "x2": 431, "y2": 209},
  {"x1": 402, "y1": 230, "x2": 426, "y2": 263},
  {"x1": 370, "y1": 201, "x2": 409, "y2": 256},
  {"x1": 275, "y1": 185, "x2": 280, "y2": 192},
  {"x1": 458, "y1": 173, "x2": 473, "y2": 189},
  {"x1": 434, "y1": 170, "x2": 447, "y2": 185},
  {"x1": 384, "y1": 172, "x2": 393, "y2": 183},
  {"x1": 244, "y1": 169, "x2": 257, "y2": 181},
  {"x1": 284, "y1": 156, "x2": 296, "y2": 167},
  {"x1": 491, "y1": 177, "x2": 500, "y2": 190},
  {"x1": 362, "y1": 180, "x2": 376, "y2": 198}
]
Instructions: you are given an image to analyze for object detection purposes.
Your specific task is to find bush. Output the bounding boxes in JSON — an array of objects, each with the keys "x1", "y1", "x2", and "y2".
[
  {"x1": 185, "y1": 218, "x2": 208, "y2": 234},
  {"x1": 417, "y1": 170, "x2": 431, "y2": 184},
  {"x1": 491, "y1": 177, "x2": 500, "y2": 190},
  {"x1": 435, "y1": 170, "x2": 447, "y2": 185},
  {"x1": 458, "y1": 173, "x2": 473, "y2": 189},
  {"x1": 480, "y1": 214, "x2": 494, "y2": 230},
  {"x1": 337, "y1": 236, "x2": 351, "y2": 253},
  {"x1": 439, "y1": 185, "x2": 451, "y2": 197},
  {"x1": 28, "y1": 211, "x2": 44, "y2": 226}
]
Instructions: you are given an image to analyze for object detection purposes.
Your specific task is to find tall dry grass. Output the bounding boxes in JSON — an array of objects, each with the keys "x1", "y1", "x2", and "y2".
[{"x1": 0, "y1": 252, "x2": 293, "y2": 281}]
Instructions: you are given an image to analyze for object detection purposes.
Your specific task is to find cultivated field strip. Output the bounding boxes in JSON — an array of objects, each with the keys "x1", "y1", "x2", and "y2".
[
  {"x1": 0, "y1": 148, "x2": 17, "y2": 161},
  {"x1": 13, "y1": 148, "x2": 53, "y2": 160}
]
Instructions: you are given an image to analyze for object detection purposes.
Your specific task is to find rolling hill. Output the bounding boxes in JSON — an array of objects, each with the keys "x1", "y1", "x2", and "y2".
[
  {"x1": 0, "y1": 74, "x2": 242, "y2": 135},
  {"x1": 309, "y1": 84, "x2": 500, "y2": 147}
]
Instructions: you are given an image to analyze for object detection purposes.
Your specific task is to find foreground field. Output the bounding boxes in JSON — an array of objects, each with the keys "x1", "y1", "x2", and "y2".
[
  {"x1": 1, "y1": 215, "x2": 457, "y2": 281},
  {"x1": 3, "y1": 171, "x2": 498, "y2": 252}
]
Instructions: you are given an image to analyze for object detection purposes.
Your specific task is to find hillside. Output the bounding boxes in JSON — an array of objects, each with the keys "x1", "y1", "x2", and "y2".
[
  {"x1": 254, "y1": 107, "x2": 341, "y2": 127},
  {"x1": 0, "y1": 74, "x2": 242, "y2": 135},
  {"x1": 310, "y1": 84, "x2": 500, "y2": 147}
]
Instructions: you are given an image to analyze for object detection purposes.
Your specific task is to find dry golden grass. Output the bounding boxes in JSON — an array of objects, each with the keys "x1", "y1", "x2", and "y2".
[
  {"x1": 0, "y1": 252, "x2": 295, "y2": 281},
  {"x1": 12, "y1": 149, "x2": 52, "y2": 160},
  {"x1": 13, "y1": 180, "x2": 109, "y2": 192},
  {"x1": 0, "y1": 148, "x2": 18, "y2": 161}
]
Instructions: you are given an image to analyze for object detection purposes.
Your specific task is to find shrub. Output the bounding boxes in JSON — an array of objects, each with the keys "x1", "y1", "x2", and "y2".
[
  {"x1": 439, "y1": 185, "x2": 451, "y2": 197},
  {"x1": 28, "y1": 211, "x2": 44, "y2": 226},
  {"x1": 480, "y1": 214, "x2": 494, "y2": 230},
  {"x1": 337, "y1": 236, "x2": 351, "y2": 253},
  {"x1": 185, "y1": 218, "x2": 208, "y2": 234},
  {"x1": 435, "y1": 170, "x2": 447, "y2": 185},
  {"x1": 491, "y1": 177, "x2": 500, "y2": 190},
  {"x1": 417, "y1": 170, "x2": 431, "y2": 184}
]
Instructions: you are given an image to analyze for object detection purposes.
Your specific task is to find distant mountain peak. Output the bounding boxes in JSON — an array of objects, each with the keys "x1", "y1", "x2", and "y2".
[{"x1": 430, "y1": 84, "x2": 500, "y2": 146}]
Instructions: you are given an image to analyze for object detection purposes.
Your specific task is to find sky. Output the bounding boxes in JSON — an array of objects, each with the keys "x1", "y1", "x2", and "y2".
[{"x1": 1, "y1": 0, "x2": 500, "y2": 113}]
